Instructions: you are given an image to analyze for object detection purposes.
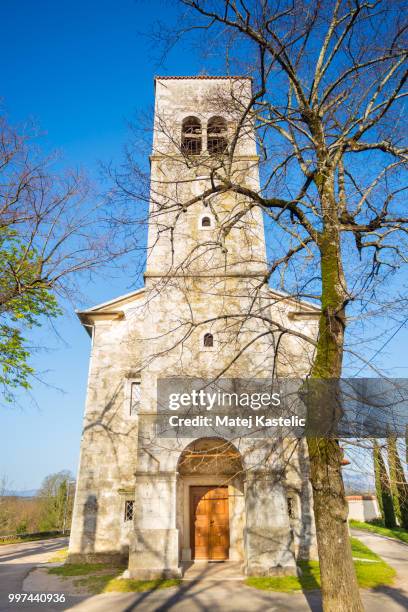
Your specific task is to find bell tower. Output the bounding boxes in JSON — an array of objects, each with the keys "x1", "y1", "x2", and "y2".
[
  {"x1": 145, "y1": 76, "x2": 268, "y2": 281},
  {"x1": 127, "y1": 77, "x2": 301, "y2": 580}
]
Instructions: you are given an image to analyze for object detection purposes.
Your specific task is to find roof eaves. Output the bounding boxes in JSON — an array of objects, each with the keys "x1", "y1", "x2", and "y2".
[
  {"x1": 76, "y1": 286, "x2": 146, "y2": 315},
  {"x1": 268, "y1": 287, "x2": 320, "y2": 313}
]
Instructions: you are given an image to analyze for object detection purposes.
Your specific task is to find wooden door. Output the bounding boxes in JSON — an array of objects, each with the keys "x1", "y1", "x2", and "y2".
[{"x1": 190, "y1": 486, "x2": 229, "y2": 560}]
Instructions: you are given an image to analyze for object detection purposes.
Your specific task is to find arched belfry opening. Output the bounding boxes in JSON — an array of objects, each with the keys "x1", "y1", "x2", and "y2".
[
  {"x1": 181, "y1": 116, "x2": 202, "y2": 155},
  {"x1": 176, "y1": 437, "x2": 245, "y2": 563},
  {"x1": 207, "y1": 116, "x2": 228, "y2": 155}
]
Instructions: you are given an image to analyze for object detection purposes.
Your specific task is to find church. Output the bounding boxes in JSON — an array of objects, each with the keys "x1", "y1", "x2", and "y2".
[{"x1": 68, "y1": 76, "x2": 320, "y2": 578}]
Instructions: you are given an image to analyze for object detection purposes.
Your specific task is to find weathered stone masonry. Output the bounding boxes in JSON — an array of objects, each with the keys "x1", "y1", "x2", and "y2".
[{"x1": 68, "y1": 76, "x2": 319, "y2": 577}]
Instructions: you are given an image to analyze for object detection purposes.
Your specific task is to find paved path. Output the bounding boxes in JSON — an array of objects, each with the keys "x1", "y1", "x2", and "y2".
[
  {"x1": 351, "y1": 528, "x2": 408, "y2": 610},
  {"x1": 67, "y1": 531, "x2": 408, "y2": 612},
  {"x1": 0, "y1": 533, "x2": 407, "y2": 611},
  {"x1": 69, "y1": 581, "x2": 323, "y2": 612},
  {"x1": 351, "y1": 528, "x2": 408, "y2": 587},
  {"x1": 0, "y1": 537, "x2": 84, "y2": 611}
]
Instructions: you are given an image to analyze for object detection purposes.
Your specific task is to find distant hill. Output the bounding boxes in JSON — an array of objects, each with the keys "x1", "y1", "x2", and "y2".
[{"x1": 3, "y1": 489, "x2": 38, "y2": 498}]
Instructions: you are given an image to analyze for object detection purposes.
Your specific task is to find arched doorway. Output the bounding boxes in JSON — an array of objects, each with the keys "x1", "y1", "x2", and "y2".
[{"x1": 177, "y1": 437, "x2": 245, "y2": 562}]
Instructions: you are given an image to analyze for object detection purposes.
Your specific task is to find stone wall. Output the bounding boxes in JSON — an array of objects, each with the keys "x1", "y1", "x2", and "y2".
[{"x1": 346, "y1": 496, "x2": 380, "y2": 523}]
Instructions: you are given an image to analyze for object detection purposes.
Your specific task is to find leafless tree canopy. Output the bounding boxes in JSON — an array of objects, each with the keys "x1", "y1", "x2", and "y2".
[
  {"x1": 107, "y1": 2, "x2": 408, "y2": 610},
  {"x1": 0, "y1": 115, "x2": 136, "y2": 399}
]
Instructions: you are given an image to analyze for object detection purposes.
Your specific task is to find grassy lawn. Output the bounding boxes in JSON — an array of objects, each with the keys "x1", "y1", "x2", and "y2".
[
  {"x1": 350, "y1": 519, "x2": 408, "y2": 545},
  {"x1": 246, "y1": 562, "x2": 321, "y2": 593},
  {"x1": 48, "y1": 561, "x2": 180, "y2": 594},
  {"x1": 350, "y1": 536, "x2": 381, "y2": 560},
  {"x1": 246, "y1": 537, "x2": 395, "y2": 592}
]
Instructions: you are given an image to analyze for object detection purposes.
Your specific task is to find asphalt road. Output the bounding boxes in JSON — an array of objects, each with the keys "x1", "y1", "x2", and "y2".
[
  {"x1": 0, "y1": 532, "x2": 407, "y2": 611},
  {"x1": 0, "y1": 537, "x2": 81, "y2": 612}
]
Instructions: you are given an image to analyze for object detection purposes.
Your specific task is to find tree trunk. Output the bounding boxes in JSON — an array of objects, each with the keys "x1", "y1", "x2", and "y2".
[
  {"x1": 308, "y1": 438, "x2": 362, "y2": 610},
  {"x1": 307, "y1": 182, "x2": 364, "y2": 611},
  {"x1": 376, "y1": 441, "x2": 397, "y2": 529}
]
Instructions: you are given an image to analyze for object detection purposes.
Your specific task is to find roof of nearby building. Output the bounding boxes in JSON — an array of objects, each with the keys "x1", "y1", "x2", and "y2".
[
  {"x1": 346, "y1": 495, "x2": 376, "y2": 501},
  {"x1": 76, "y1": 284, "x2": 320, "y2": 336},
  {"x1": 77, "y1": 287, "x2": 145, "y2": 315}
]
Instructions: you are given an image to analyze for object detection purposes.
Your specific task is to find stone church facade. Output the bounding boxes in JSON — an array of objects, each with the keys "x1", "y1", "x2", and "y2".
[{"x1": 68, "y1": 76, "x2": 319, "y2": 578}]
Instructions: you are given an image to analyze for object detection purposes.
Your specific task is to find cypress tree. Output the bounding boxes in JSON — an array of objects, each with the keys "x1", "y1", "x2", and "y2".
[
  {"x1": 374, "y1": 441, "x2": 396, "y2": 528},
  {"x1": 388, "y1": 435, "x2": 408, "y2": 529},
  {"x1": 406, "y1": 425, "x2": 408, "y2": 466},
  {"x1": 388, "y1": 435, "x2": 401, "y2": 522},
  {"x1": 373, "y1": 440, "x2": 384, "y2": 520}
]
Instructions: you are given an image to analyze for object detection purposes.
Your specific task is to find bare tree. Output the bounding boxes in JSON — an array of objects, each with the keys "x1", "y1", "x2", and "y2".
[
  {"x1": 0, "y1": 475, "x2": 11, "y2": 532},
  {"x1": 0, "y1": 114, "x2": 131, "y2": 402},
  {"x1": 105, "y1": 1, "x2": 408, "y2": 609}
]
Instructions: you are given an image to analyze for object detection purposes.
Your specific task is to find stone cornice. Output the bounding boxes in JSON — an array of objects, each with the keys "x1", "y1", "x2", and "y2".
[
  {"x1": 144, "y1": 272, "x2": 267, "y2": 279},
  {"x1": 149, "y1": 154, "x2": 260, "y2": 162},
  {"x1": 117, "y1": 488, "x2": 135, "y2": 496},
  {"x1": 134, "y1": 471, "x2": 178, "y2": 481},
  {"x1": 287, "y1": 311, "x2": 321, "y2": 320}
]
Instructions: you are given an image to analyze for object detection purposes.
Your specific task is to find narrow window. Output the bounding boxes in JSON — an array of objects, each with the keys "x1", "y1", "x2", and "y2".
[
  {"x1": 130, "y1": 381, "x2": 141, "y2": 416},
  {"x1": 181, "y1": 116, "x2": 202, "y2": 155},
  {"x1": 207, "y1": 116, "x2": 228, "y2": 155},
  {"x1": 124, "y1": 500, "x2": 134, "y2": 522},
  {"x1": 201, "y1": 216, "x2": 211, "y2": 227},
  {"x1": 287, "y1": 496, "x2": 296, "y2": 519},
  {"x1": 203, "y1": 333, "x2": 214, "y2": 348}
]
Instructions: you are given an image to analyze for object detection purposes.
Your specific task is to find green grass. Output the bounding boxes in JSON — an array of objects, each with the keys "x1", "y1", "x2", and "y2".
[
  {"x1": 354, "y1": 560, "x2": 396, "y2": 589},
  {"x1": 350, "y1": 537, "x2": 381, "y2": 560},
  {"x1": 246, "y1": 538, "x2": 395, "y2": 593},
  {"x1": 350, "y1": 519, "x2": 408, "y2": 545},
  {"x1": 47, "y1": 562, "x2": 180, "y2": 594},
  {"x1": 246, "y1": 561, "x2": 320, "y2": 593},
  {"x1": 48, "y1": 563, "x2": 115, "y2": 577}
]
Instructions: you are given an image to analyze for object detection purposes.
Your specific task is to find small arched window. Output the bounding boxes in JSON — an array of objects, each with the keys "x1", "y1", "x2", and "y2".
[
  {"x1": 181, "y1": 116, "x2": 202, "y2": 155},
  {"x1": 207, "y1": 116, "x2": 228, "y2": 156},
  {"x1": 201, "y1": 216, "x2": 211, "y2": 227},
  {"x1": 203, "y1": 333, "x2": 214, "y2": 348}
]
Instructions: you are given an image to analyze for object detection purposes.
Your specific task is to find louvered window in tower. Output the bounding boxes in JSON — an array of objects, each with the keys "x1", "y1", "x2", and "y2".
[
  {"x1": 181, "y1": 116, "x2": 202, "y2": 155},
  {"x1": 207, "y1": 116, "x2": 228, "y2": 155}
]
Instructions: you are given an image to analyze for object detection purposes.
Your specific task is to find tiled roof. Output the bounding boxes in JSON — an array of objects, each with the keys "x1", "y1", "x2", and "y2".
[
  {"x1": 346, "y1": 495, "x2": 376, "y2": 500},
  {"x1": 155, "y1": 75, "x2": 252, "y2": 80}
]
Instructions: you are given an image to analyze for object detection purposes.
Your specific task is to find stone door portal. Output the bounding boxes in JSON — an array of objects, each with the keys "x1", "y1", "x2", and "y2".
[{"x1": 190, "y1": 486, "x2": 229, "y2": 560}]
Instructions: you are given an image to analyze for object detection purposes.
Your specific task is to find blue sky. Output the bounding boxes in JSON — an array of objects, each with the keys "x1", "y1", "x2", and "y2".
[
  {"x1": 0, "y1": 0, "x2": 216, "y2": 490},
  {"x1": 0, "y1": 1, "x2": 407, "y2": 490}
]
